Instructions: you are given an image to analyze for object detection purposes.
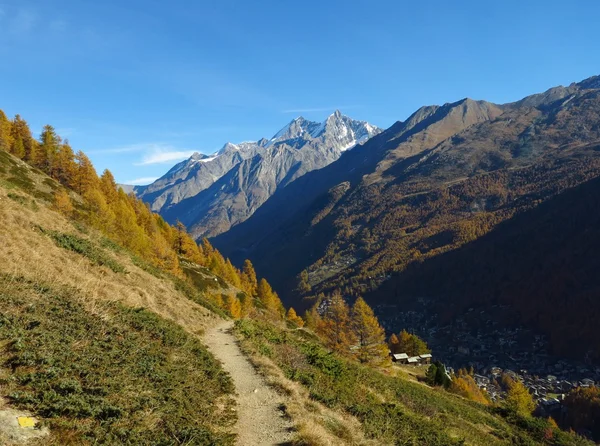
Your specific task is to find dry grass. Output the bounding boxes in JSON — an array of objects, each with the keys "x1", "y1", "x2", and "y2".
[{"x1": 0, "y1": 186, "x2": 221, "y2": 337}]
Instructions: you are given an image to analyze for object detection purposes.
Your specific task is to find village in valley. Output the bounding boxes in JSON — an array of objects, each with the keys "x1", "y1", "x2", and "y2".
[{"x1": 379, "y1": 300, "x2": 600, "y2": 417}]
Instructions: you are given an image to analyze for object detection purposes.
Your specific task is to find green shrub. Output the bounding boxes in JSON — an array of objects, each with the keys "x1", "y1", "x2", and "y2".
[{"x1": 39, "y1": 228, "x2": 126, "y2": 274}]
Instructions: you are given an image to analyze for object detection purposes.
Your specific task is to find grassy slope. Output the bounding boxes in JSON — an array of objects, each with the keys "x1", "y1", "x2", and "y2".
[
  {"x1": 234, "y1": 319, "x2": 592, "y2": 446},
  {"x1": 0, "y1": 277, "x2": 235, "y2": 445},
  {"x1": 0, "y1": 149, "x2": 593, "y2": 445},
  {"x1": 0, "y1": 150, "x2": 238, "y2": 444}
]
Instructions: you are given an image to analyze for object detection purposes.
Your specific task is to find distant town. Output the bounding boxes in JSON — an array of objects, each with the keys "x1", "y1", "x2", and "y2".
[{"x1": 377, "y1": 300, "x2": 599, "y2": 417}]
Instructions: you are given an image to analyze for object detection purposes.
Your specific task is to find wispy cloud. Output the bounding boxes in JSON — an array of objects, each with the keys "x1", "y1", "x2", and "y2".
[
  {"x1": 125, "y1": 177, "x2": 159, "y2": 185},
  {"x1": 281, "y1": 106, "x2": 359, "y2": 114},
  {"x1": 137, "y1": 149, "x2": 197, "y2": 165},
  {"x1": 89, "y1": 143, "x2": 203, "y2": 165}
]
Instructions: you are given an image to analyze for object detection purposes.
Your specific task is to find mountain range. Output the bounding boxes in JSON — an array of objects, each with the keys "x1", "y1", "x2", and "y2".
[
  {"x1": 211, "y1": 75, "x2": 600, "y2": 361},
  {"x1": 133, "y1": 111, "x2": 381, "y2": 237}
]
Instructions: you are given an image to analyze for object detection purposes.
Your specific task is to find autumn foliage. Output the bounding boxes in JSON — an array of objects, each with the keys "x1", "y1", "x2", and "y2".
[
  {"x1": 449, "y1": 369, "x2": 490, "y2": 405},
  {"x1": 502, "y1": 374, "x2": 535, "y2": 416},
  {"x1": 313, "y1": 292, "x2": 388, "y2": 364},
  {"x1": 0, "y1": 109, "x2": 287, "y2": 321},
  {"x1": 388, "y1": 329, "x2": 430, "y2": 356}
]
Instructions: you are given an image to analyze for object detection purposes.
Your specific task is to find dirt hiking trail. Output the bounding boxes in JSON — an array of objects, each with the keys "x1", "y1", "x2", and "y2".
[{"x1": 204, "y1": 320, "x2": 293, "y2": 446}]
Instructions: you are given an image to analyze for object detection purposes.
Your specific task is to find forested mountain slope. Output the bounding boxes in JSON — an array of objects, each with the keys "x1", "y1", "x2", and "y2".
[
  {"x1": 371, "y1": 173, "x2": 600, "y2": 361},
  {"x1": 0, "y1": 108, "x2": 594, "y2": 446},
  {"x1": 214, "y1": 76, "x2": 600, "y2": 316}
]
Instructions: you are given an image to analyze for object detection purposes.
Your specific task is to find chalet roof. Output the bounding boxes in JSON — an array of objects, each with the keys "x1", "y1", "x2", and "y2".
[
  {"x1": 419, "y1": 354, "x2": 432, "y2": 358},
  {"x1": 392, "y1": 353, "x2": 409, "y2": 360},
  {"x1": 407, "y1": 357, "x2": 420, "y2": 363}
]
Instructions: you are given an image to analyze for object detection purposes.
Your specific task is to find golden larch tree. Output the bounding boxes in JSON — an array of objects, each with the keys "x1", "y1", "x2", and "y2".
[
  {"x1": 53, "y1": 189, "x2": 74, "y2": 216},
  {"x1": 316, "y1": 291, "x2": 356, "y2": 353},
  {"x1": 504, "y1": 376, "x2": 535, "y2": 415},
  {"x1": 286, "y1": 307, "x2": 304, "y2": 327},
  {"x1": 350, "y1": 297, "x2": 388, "y2": 364}
]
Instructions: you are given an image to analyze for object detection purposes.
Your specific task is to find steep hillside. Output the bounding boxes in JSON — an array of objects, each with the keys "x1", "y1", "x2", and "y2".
[
  {"x1": 215, "y1": 77, "x2": 600, "y2": 304},
  {"x1": 0, "y1": 115, "x2": 594, "y2": 446},
  {"x1": 371, "y1": 173, "x2": 600, "y2": 361},
  {"x1": 136, "y1": 111, "x2": 381, "y2": 238},
  {"x1": 0, "y1": 151, "x2": 238, "y2": 444}
]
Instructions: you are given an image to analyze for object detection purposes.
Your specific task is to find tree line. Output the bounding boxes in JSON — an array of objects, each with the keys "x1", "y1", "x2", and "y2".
[{"x1": 0, "y1": 109, "x2": 290, "y2": 321}]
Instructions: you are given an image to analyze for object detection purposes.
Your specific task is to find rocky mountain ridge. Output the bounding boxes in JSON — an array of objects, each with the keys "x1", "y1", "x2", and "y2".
[{"x1": 134, "y1": 111, "x2": 381, "y2": 237}]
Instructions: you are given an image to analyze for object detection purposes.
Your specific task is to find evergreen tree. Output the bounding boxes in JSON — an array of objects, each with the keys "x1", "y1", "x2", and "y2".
[
  {"x1": 350, "y1": 297, "x2": 387, "y2": 364},
  {"x1": 426, "y1": 361, "x2": 450, "y2": 388},
  {"x1": 38, "y1": 124, "x2": 61, "y2": 172},
  {"x1": 425, "y1": 363, "x2": 438, "y2": 386}
]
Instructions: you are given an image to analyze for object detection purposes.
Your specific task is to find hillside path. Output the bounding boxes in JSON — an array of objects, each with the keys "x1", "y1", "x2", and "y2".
[{"x1": 204, "y1": 320, "x2": 293, "y2": 446}]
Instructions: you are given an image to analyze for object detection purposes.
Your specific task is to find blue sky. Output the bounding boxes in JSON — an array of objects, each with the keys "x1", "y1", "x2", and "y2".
[{"x1": 0, "y1": 0, "x2": 598, "y2": 185}]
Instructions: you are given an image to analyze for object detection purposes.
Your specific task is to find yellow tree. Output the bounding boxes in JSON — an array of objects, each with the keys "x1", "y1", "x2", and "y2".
[
  {"x1": 316, "y1": 291, "x2": 356, "y2": 353},
  {"x1": 53, "y1": 189, "x2": 74, "y2": 216},
  {"x1": 74, "y1": 150, "x2": 98, "y2": 195},
  {"x1": 397, "y1": 329, "x2": 413, "y2": 354},
  {"x1": 350, "y1": 297, "x2": 388, "y2": 364},
  {"x1": 99, "y1": 169, "x2": 119, "y2": 204},
  {"x1": 242, "y1": 259, "x2": 258, "y2": 296},
  {"x1": 286, "y1": 307, "x2": 305, "y2": 327},
  {"x1": 303, "y1": 305, "x2": 321, "y2": 331},
  {"x1": 504, "y1": 376, "x2": 535, "y2": 415},
  {"x1": 84, "y1": 188, "x2": 114, "y2": 232},
  {"x1": 450, "y1": 372, "x2": 490, "y2": 405},
  {"x1": 10, "y1": 115, "x2": 34, "y2": 160},
  {"x1": 257, "y1": 278, "x2": 284, "y2": 318},
  {"x1": 224, "y1": 295, "x2": 242, "y2": 319},
  {"x1": 53, "y1": 142, "x2": 77, "y2": 187},
  {"x1": 388, "y1": 333, "x2": 400, "y2": 354},
  {"x1": 0, "y1": 110, "x2": 13, "y2": 153},
  {"x1": 239, "y1": 293, "x2": 254, "y2": 317}
]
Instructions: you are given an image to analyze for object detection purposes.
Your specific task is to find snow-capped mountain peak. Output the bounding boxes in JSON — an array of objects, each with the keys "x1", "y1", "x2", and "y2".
[
  {"x1": 135, "y1": 112, "x2": 381, "y2": 237},
  {"x1": 267, "y1": 111, "x2": 381, "y2": 149}
]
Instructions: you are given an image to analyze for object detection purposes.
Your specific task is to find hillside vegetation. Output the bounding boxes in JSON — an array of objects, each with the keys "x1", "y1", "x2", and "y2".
[
  {"x1": 0, "y1": 110, "x2": 595, "y2": 445},
  {"x1": 213, "y1": 77, "x2": 600, "y2": 361},
  {"x1": 233, "y1": 319, "x2": 591, "y2": 445}
]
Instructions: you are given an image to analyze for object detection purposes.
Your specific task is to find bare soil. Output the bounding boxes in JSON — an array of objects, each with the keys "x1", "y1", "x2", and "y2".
[{"x1": 204, "y1": 320, "x2": 294, "y2": 446}]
